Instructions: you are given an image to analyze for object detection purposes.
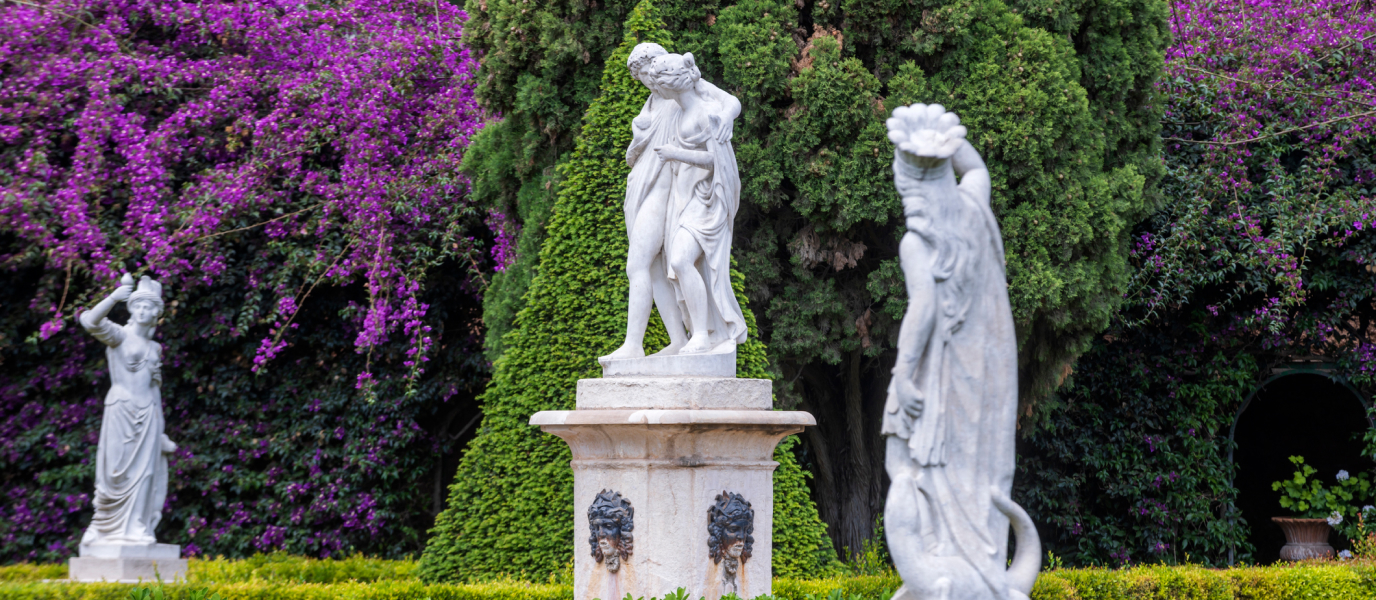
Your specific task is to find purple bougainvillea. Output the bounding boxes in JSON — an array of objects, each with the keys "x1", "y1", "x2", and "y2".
[{"x1": 1, "y1": 0, "x2": 491, "y2": 561}]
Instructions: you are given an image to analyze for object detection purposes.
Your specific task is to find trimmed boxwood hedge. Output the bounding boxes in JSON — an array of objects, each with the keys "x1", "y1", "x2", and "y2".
[{"x1": 4, "y1": 559, "x2": 1376, "y2": 599}]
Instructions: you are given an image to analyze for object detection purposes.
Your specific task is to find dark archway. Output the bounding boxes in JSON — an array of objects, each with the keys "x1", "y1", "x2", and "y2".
[{"x1": 1230, "y1": 370, "x2": 1374, "y2": 564}]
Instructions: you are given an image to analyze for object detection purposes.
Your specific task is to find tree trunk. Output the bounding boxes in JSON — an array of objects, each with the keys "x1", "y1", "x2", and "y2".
[{"x1": 786, "y1": 349, "x2": 892, "y2": 559}]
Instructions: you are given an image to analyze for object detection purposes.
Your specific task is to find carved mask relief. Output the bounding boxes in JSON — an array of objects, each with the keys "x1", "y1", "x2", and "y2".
[
  {"x1": 588, "y1": 490, "x2": 634, "y2": 573},
  {"x1": 707, "y1": 491, "x2": 754, "y2": 594}
]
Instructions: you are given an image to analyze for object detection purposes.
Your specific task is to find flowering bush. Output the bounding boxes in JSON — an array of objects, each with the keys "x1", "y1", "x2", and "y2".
[
  {"x1": 0, "y1": 0, "x2": 491, "y2": 561},
  {"x1": 1019, "y1": 0, "x2": 1376, "y2": 567},
  {"x1": 1131, "y1": 0, "x2": 1376, "y2": 342}
]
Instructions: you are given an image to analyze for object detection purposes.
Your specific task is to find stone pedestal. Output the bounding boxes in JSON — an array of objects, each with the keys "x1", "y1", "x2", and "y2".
[
  {"x1": 69, "y1": 543, "x2": 187, "y2": 583},
  {"x1": 532, "y1": 353, "x2": 814, "y2": 600}
]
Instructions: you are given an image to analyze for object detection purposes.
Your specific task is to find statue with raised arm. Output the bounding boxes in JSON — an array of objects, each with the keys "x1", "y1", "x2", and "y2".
[
  {"x1": 602, "y1": 44, "x2": 745, "y2": 362},
  {"x1": 881, "y1": 104, "x2": 1040, "y2": 600},
  {"x1": 78, "y1": 273, "x2": 177, "y2": 550}
]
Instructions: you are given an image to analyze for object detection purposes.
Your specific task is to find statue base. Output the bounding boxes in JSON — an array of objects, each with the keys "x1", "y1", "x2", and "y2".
[
  {"x1": 70, "y1": 543, "x2": 187, "y2": 583},
  {"x1": 599, "y1": 349, "x2": 736, "y2": 378},
  {"x1": 532, "y1": 375, "x2": 813, "y2": 600}
]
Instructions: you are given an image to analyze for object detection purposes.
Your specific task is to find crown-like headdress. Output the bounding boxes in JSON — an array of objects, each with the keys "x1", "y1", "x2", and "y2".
[{"x1": 128, "y1": 276, "x2": 164, "y2": 308}]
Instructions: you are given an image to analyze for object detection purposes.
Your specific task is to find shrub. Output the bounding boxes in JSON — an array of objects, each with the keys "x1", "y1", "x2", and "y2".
[{"x1": 4, "y1": 563, "x2": 1376, "y2": 599}]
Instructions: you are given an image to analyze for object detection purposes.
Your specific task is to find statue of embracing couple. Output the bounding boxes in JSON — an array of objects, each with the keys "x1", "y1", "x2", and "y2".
[{"x1": 601, "y1": 43, "x2": 747, "y2": 362}]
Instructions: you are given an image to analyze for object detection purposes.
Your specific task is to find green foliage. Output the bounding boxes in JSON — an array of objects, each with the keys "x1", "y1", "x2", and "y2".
[
  {"x1": 7, "y1": 561, "x2": 1376, "y2": 600},
  {"x1": 420, "y1": 1, "x2": 832, "y2": 582},
  {"x1": 0, "y1": 564, "x2": 66, "y2": 582},
  {"x1": 1018, "y1": 332, "x2": 1257, "y2": 566},
  {"x1": 0, "y1": 580, "x2": 573, "y2": 600},
  {"x1": 185, "y1": 554, "x2": 417, "y2": 585},
  {"x1": 771, "y1": 437, "x2": 842, "y2": 579},
  {"x1": 1272, "y1": 456, "x2": 1375, "y2": 537}
]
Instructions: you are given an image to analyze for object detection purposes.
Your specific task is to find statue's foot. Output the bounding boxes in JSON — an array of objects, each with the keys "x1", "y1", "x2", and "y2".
[
  {"x1": 650, "y1": 339, "x2": 686, "y2": 357},
  {"x1": 709, "y1": 339, "x2": 736, "y2": 355},
  {"x1": 599, "y1": 342, "x2": 645, "y2": 364},
  {"x1": 679, "y1": 334, "x2": 714, "y2": 355}
]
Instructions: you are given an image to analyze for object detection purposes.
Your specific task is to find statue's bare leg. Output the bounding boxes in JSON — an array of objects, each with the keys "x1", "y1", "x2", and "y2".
[
  {"x1": 668, "y1": 228, "x2": 712, "y2": 354},
  {"x1": 648, "y1": 253, "x2": 688, "y2": 355},
  {"x1": 604, "y1": 172, "x2": 672, "y2": 360}
]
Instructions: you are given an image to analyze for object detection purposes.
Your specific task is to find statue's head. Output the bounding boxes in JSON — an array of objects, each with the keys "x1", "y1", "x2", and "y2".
[
  {"x1": 588, "y1": 490, "x2": 634, "y2": 571},
  {"x1": 627, "y1": 42, "x2": 668, "y2": 88},
  {"x1": 127, "y1": 276, "x2": 164, "y2": 326},
  {"x1": 707, "y1": 491, "x2": 754, "y2": 564},
  {"x1": 651, "y1": 52, "x2": 700, "y2": 95}
]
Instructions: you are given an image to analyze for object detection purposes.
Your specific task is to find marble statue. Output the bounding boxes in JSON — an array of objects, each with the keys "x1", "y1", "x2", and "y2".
[
  {"x1": 881, "y1": 105, "x2": 1040, "y2": 600},
  {"x1": 602, "y1": 43, "x2": 745, "y2": 362},
  {"x1": 78, "y1": 273, "x2": 177, "y2": 549},
  {"x1": 588, "y1": 490, "x2": 635, "y2": 573}
]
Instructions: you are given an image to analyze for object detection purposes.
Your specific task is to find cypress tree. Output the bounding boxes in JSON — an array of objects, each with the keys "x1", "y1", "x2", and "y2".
[{"x1": 419, "y1": 0, "x2": 835, "y2": 581}]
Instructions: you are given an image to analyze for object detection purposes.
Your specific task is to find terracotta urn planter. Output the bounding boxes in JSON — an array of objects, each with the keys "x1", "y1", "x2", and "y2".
[{"x1": 1272, "y1": 517, "x2": 1336, "y2": 561}]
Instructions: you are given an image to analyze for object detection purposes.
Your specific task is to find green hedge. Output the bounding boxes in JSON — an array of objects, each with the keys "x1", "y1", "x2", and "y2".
[
  {"x1": 4, "y1": 565, "x2": 1376, "y2": 599},
  {"x1": 0, "y1": 581, "x2": 571, "y2": 600}
]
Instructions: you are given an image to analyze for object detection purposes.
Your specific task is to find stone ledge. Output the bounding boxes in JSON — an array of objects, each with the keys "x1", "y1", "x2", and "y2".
[
  {"x1": 576, "y1": 377, "x2": 771, "y2": 410},
  {"x1": 69, "y1": 557, "x2": 188, "y2": 583},
  {"x1": 79, "y1": 542, "x2": 180, "y2": 559},
  {"x1": 598, "y1": 350, "x2": 736, "y2": 378},
  {"x1": 531, "y1": 409, "x2": 815, "y2": 427}
]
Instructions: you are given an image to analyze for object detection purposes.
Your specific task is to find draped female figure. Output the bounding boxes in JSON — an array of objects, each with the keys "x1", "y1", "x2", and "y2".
[
  {"x1": 881, "y1": 105, "x2": 1040, "y2": 600},
  {"x1": 604, "y1": 45, "x2": 744, "y2": 360},
  {"x1": 78, "y1": 274, "x2": 178, "y2": 549}
]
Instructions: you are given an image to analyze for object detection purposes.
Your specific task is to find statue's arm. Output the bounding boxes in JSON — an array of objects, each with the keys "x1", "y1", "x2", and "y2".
[
  {"x1": 698, "y1": 80, "x2": 740, "y2": 143},
  {"x1": 887, "y1": 229, "x2": 937, "y2": 419},
  {"x1": 80, "y1": 283, "x2": 132, "y2": 347},
  {"x1": 951, "y1": 141, "x2": 991, "y2": 207},
  {"x1": 626, "y1": 96, "x2": 657, "y2": 167},
  {"x1": 654, "y1": 145, "x2": 715, "y2": 169}
]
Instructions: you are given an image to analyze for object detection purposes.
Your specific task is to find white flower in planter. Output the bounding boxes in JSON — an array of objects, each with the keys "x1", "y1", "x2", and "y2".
[
  {"x1": 1339, "y1": 550, "x2": 1353, "y2": 560},
  {"x1": 1337, "y1": 470, "x2": 1350, "y2": 481},
  {"x1": 1327, "y1": 511, "x2": 1344, "y2": 526},
  {"x1": 1363, "y1": 505, "x2": 1375, "y2": 514}
]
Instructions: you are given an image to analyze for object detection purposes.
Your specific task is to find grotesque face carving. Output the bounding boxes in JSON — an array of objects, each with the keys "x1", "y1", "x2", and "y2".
[
  {"x1": 708, "y1": 491, "x2": 754, "y2": 593},
  {"x1": 708, "y1": 491, "x2": 754, "y2": 564},
  {"x1": 588, "y1": 490, "x2": 634, "y2": 573}
]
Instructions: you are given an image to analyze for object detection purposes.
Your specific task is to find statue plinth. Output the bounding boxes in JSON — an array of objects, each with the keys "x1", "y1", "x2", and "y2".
[
  {"x1": 532, "y1": 352, "x2": 814, "y2": 600},
  {"x1": 69, "y1": 543, "x2": 187, "y2": 583}
]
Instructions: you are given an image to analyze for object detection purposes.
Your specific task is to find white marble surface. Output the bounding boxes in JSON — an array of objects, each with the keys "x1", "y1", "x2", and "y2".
[
  {"x1": 79, "y1": 542, "x2": 180, "y2": 559},
  {"x1": 880, "y1": 105, "x2": 1039, "y2": 600},
  {"x1": 69, "y1": 556, "x2": 188, "y2": 583},
  {"x1": 576, "y1": 377, "x2": 769, "y2": 410},
  {"x1": 602, "y1": 43, "x2": 747, "y2": 362},
  {"x1": 599, "y1": 350, "x2": 736, "y2": 378},
  {"x1": 77, "y1": 274, "x2": 177, "y2": 549},
  {"x1": 535, "y1": 397, "x2": 804, "y2": 600}
]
